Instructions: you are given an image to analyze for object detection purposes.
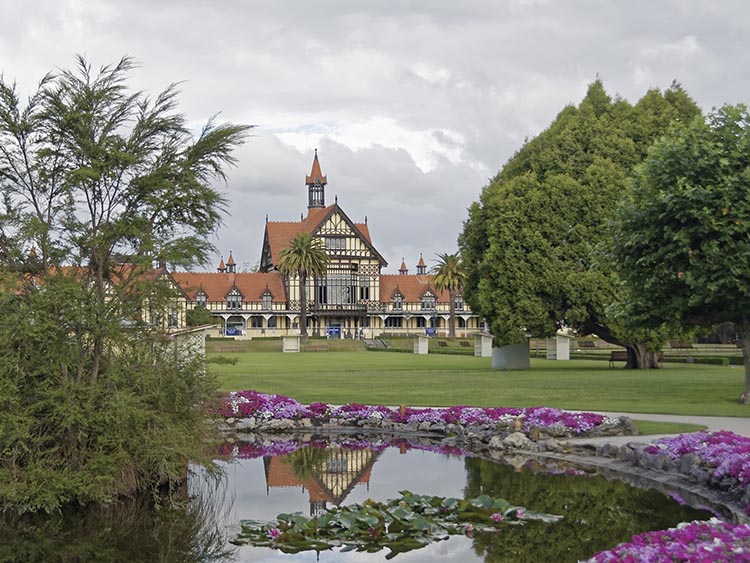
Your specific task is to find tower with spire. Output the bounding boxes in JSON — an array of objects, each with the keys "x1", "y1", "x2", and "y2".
[
  {"x1": 306, "y1": 149, "x2": 327, "y2": 208},
  {"x1": 416, "y1": 253, "x2": 426, "y2": 275}
]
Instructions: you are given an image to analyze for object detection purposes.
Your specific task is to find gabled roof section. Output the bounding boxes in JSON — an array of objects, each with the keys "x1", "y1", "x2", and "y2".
[
  {"x1": 224, "y1": 284, "x2": 244, "y2": 300},
  {"x1": 261, "y1": 203, "x2": 386, "y2": 269},
  {"x1": 379, "y1": 274, "x2": 449, "y2": 303},
  {"x1": 171, "y1": 271, "x2": 288, "y2": 303}
]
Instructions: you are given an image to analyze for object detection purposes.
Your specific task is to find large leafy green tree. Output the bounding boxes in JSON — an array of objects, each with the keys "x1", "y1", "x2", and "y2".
[
  {"x1": 430, "y1": 252, "x2": 466, "y2": 338},
  {"x1": 459, "y1": 80, "x2": 700, "y2": 368},
  {"x1": 0, "y1": 56, "x2": 249, "y2": 511},
  {"x1": 277, "y1": 232, "x2": 329, "y2": 338},
  {"x1": 613, "y1": 105, "x2": 750, "y2": 402}
]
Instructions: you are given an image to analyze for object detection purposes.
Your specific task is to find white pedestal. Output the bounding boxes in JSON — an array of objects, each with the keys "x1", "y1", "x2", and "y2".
[
  {"x1": 491, "y1": 342, "x2": 530, "y2": 370},
  {"x1": 413, "y1": 336, "x2": 429, "y2": 355},
  {"x1": 282, "y1": 335, "x2": 300, "y2": 353}
]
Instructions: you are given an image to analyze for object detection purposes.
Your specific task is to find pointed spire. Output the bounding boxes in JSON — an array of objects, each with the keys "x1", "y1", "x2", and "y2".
[
  {"x1": 399, "y1": 258, "x2": 408, "y2": 275},
  {"x1": 265, "y1": 214, "x2": 268, "y2": 223},
  {"x1": 365, "y1": 215, "x2": 368, "y2": 225},
  {"x1": 417, "y1": 253, "x2": 426, "y2": 275},
  {"x1": 217, "y1": 256, "x2": 226, "y2": 273},
  {"x1": 305, "y1": 148, "x2": 327, "y2": 186},
  {"x1": 335, "y1": 194, "x2": 338, "y2": 204},
  {"x1": 227, "y1": 251, "x2": 235, "y2": 266}
]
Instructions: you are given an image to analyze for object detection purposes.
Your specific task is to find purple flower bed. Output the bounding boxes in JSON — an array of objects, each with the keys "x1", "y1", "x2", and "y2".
[
  {"x1": 584, "y1": 518, "x2": 750, "y2": 562},
  {"x1": 645, "y1": 431, "x2": 750, "y2": 487},
  {"x1": 217, "y1": 390, "x2": 607, "y2": 435}
]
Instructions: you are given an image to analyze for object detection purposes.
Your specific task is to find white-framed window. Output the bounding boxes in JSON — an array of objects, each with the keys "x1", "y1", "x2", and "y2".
[
  {"x1": 196, "y1": 291, "x2": 207, "y2": 307},
  {"x1": 325, "y1": 237, "x2": 346, "y2": 250},
  {"x1": 421, "y1": 293, "x2": 436, "y2": 310},
  {"x1": 262, "y1": 291, "x2": 273, "y2": 310},
  {"x1": 392, "y1": 294, "x2": 403, "y2": 310},
  {"x1": 454, "y1": 295, "x2": 464, "y2": 311}
]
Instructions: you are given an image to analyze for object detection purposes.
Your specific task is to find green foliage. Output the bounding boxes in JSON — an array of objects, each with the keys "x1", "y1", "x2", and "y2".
[
  {"x1": 186, "y1": 306, "x2": 214, "y2": 327},
  {"x1": 459, "y1": 80, "x2": 700, "y2": 354},
  {"x1": 613, "y1": 104, "x2": 750, "y2": 399},
  {"x1": 430, "y1": 253, "x2": 466, "y2": 338},
  {"x1": 0, "y1": 56, "x2": 249, "y2": 511},
  {"x1": 233, "y1": 491, "x2": 560, "y2": 559}
]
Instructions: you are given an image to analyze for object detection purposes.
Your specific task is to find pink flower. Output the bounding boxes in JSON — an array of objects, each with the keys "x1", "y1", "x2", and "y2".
[
  {"x1": 491, "y1": 512, "x2": 503, "y2": 522},
  {"x1": 464, "y1": 523, "x2": 474, "y2": 536},
  {"x1": 267, "y1": 527, "x2": 281, "y2": 541},
  {"x1": 516, "y1": 509, "x2": 526, "y2": 519}
]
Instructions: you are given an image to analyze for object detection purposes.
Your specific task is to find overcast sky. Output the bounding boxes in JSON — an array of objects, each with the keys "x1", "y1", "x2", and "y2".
[{"x1": 2, "y1": 1, "x2": 749, "y2": 273}]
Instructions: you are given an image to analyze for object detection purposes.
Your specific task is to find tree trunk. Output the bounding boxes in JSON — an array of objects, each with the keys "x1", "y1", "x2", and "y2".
[
  {"x1": 585, "y1": 321, "x2": 661, "y2": 369},
  {"x1": 447, "y1": 290, "x2": 456, "y2": 339},
  {"x1": 299, "y1": 273, "x2": 308, "y2": 338},
  {"x1": 740, "y1": 317, "x2": 750, "y2": 404},
  {"x1": 624, "y1": 343, "x2": 660, "y2": 369}
]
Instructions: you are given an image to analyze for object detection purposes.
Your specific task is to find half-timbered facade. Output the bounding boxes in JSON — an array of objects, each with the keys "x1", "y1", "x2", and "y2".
[{"x1": 172, "y1": 152, "x2": 481, "y2": 338}]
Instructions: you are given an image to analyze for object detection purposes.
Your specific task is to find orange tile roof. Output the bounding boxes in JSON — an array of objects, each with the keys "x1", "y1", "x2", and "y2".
[
  {"x1": 379, "y1": 274, "x2": 449, "y2": 303},
  {"x1": 226, "y1": 252, "x2": 235, "y2": 266},
  {"x1": 171, "y1": 271, "x2": 287, "y2": 302}
]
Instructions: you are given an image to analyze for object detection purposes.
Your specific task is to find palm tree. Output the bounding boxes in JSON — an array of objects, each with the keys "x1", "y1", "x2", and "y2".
[
  {"x1": 278, "y1": 232, "x2": 329, "y2": 338},
  {"x1": 431, "y1": 253, "x2": 466, "y2": 339}
]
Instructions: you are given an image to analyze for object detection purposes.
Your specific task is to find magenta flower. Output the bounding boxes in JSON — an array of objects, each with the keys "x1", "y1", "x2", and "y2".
[
  {"x1": 267, "y1": 527, "x2": 281, "y2": 541},
  {"x1": 491, "y1": 512, "x2": 503, "y2": 522}
]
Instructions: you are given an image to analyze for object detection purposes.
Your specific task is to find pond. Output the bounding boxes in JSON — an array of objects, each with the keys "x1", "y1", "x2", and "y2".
[
  {"x1": 0, "y1": 435, "x2": 712, "y2": 563},
  {"x1": 199, "y1": 435, "x2": 712, "y2": 562}
]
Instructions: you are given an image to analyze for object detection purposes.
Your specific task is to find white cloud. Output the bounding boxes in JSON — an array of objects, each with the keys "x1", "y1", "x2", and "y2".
[{"x1": 1, "y1": 0, "x2": 749, "y2": 270}]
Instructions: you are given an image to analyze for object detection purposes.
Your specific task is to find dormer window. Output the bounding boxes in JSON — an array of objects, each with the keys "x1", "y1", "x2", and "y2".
[
  {"x1": 421, "y1": 292, "x2": 436, "y2": 310},
  {"x1": 392, "y1": 293, "x2": 403, "y2": 311},
  {"x1": 196, "y1": 290, "x2": 207, "y2": 307},
  {"x1": 226, "y1": 289, "x2": 242, "y2": 310},
  {"x1": 454, "y1": 295, "x2": 464, "y2": 311},
  {"x1": 261, "y1": 290, "x2": 273, "y2": 310}
]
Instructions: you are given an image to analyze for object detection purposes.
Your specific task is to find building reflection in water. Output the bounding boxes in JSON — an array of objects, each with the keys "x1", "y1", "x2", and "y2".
[{"x1": 263, "y1": 445, "x2": 380, "y2": 516}]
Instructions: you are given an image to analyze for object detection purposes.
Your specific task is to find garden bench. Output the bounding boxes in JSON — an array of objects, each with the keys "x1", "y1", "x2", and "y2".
[
  {"x1": 668, "y1": 340, "x2": 693, "y2": 349},
  {"x1": 437, "y1": 341, "x2": 448, "y2": 347},
  {"x1": 460, "y1": 341, "x2": 471, "y2": 348},
  {"x1": 608, "y1": 350, "x2": 628, "y2": 368}
]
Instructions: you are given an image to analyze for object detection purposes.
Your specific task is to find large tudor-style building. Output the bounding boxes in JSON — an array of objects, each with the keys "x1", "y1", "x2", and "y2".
[{"x1": 172, "y1": 152, "x2": 480, "y2": 338}]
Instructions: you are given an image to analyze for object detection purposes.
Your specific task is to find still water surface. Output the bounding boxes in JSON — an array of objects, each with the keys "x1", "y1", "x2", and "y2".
[{"x1": 197, "y1": 439, "x2": 711, "y2": 563}]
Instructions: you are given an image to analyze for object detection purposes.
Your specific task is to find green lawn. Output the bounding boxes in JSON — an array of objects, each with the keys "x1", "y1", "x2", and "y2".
[{"x1": 210, "y1": 351, "x2": 750, "y2": 418}]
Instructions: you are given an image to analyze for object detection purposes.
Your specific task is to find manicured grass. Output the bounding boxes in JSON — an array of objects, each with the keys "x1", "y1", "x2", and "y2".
[
  {"x1": 211, "y1": 352, "x2": 750, "y2": 418},
  {"x1": 630, "y1": 420, "x2": 707, "y2": 435}
]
